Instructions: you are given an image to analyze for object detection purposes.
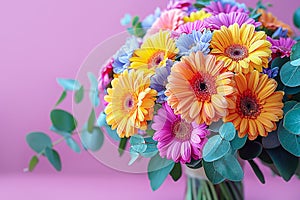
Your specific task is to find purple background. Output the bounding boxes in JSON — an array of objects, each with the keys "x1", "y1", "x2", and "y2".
[{"x1": 1, "y1": 0, "x2": 300, "y2": 199}]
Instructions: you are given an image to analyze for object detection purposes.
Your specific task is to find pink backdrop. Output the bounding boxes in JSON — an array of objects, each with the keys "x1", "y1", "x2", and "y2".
[{"x1": 1, "y1": 0, "x2": 300, "y2": 199}]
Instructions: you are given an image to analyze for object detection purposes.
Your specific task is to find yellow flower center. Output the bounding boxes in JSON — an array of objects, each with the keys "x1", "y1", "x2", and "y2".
[
  {"x1": 189, "y1": 72, "x2": 216, "y2": 102},
  {"x1": 237, "y1": 90, "x2": 262, "y2": 118},
  {"x1": 225, "y1": 44, "x2": 248, "y2": 61},
  {"x1": 172, "y1": 119, "x2": 192, "y2": 141}
]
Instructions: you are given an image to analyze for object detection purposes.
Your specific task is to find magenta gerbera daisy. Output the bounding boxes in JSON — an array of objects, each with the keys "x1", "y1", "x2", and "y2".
[
  {"x1": 152, "y1": 103, "x2": 210, "y2": 164},
  {"x1": 204, "y1": 12, "x2": 261, "y2": 30},
  {"x1": 267, "y1": 36, "x2": 296, "y2": 58},
  {"x1": 176, "y1": 20, "x2": 209, "y2": 34},
  {"x1": 203, "y1": 1, "x2": 248, "y2": 15}
]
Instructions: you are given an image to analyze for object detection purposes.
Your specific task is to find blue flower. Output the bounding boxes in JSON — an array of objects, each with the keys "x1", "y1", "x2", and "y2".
[
  {"x1": 142, "y1": 7, "x2": 161, "y2": 29},
  {"x1": 263, "y1": 67, "x2": 279, "y2": 78},
  {"x1": 272, "y1": 27, "x2": 288, "y2": 39},
  {"x1": 218, "y1": 0, "x2": 248, "y2": 11},
  {"x1": 150, "y1": 60, "x2": 173, "y2": 103},
  {"x1": 176, "y1": 29, "x2": 212, "y2": 56},
  {"x1": 112, "y1": 36, "x2": 139, "y2": 74}
]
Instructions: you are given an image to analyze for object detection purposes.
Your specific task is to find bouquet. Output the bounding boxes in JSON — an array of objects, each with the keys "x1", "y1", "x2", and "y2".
[{"x1": 25, "y1": 0, "x2": 300, "y2": 199}]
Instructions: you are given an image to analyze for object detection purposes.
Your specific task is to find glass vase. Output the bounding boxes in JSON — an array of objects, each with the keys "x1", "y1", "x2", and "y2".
[{"x1": 185, "y1": 167, "x2": 244, "y2": 200}]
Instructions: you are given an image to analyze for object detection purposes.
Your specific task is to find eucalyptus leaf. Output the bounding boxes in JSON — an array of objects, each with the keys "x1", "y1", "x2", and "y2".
[
  {"x1": 87, "y1": 72, "x2": 100, "y2": 107},
  {"x1": 65, "y1": 137, "x2": 81, "y2": 153},
  {"x1": 118, "y1": 137, "x2": 128, "y2": 156},
  {"x1": 284, "y1": 107, "x2": 300, "y2": 135},
  {"x1": 29, "y1": 156, "x2": 39, "y2": 172},
  {"x1": 262, "y1": 131, "x2": 280, "y2": 149},
  {"x1": 283, "y1": 101, "x2": 297, "y2": 114},
  {"x1": 45, "y1": 147, "x2": 62, "y2": 171},
  {"x1": 148, "y1": 154, "x2": 175, "y2": 191},
  {"x1": 230, "y1": 134, "x2": 247, "y2": 150},
  {"x1": 239, "y1": 140, "x2": 262, "y2": 160},
  {"x1": 266, "y1": 146, "x2": 298, "y2": 181},
  {"x1": 291, "y1": 42, "x2": 300, "y2": 61},
  {"x1": 81, "y1": 127, "x2": 104, "y2": 152},
  {"x1": 130, "y1": 135, "x2": 147, "y2": 153},
  {"x1": 87, "y1": 109, "x2": 96, "y2": 133},
  {"x1": 203, "y1": 135, "x2": 230, "y2": 162},
  {"x1": 271, "y1": 57, "x2": 289, "y2": 69},
  {"x1": 50, "y1": 109, "x2": 77, "y2": 133},
  {"x1": 186, "y1": 159, "x2": 202, "y2": 169},
  {"x1": 291, "y1": 58, "x2": 300, "y2": 67},
  {"x1": 55, "y1": 91, "x2": 67, "y2": 106},
  {"x1": 74, "y1": 85, "x2": 84, "y2": 104},
  {"x1": 56, "y1": 78, "x2": 81, "y2": 91},
  {"x1": 129, "y1": 150, "x2": 139, "y2": 165},
  {"x1": 213, "y1": 154, "x2": 244, "y2": 181},
  {"x1": 170, "y1": 163, "x2": 182, "y2": 182},
  {"x1": 280, "y1": 62, "x2": 300, "y2": 87},
  {"x1": 132, "y1": 16, "x2": 139, "y2": 26},
  {"x1": 219, "y1": 122, "x2": 236, "y2": 141},
  {"x1": 278, "y1": 121, "x2": 300, "y2": 156},
  {"x1": 248, "y1": 160, "x2": 265, "y2": 184},
  {"x1": 208, "y1": 119, "x2": 223, "y2": 132},
  {"x1": 50, "y1": 126, "x2": 70, "y2": 137},
  {"x1": 26, "y1": 132, "x2": 52, "y2": 154},
  {"x1": 294, "y1": 8, "x2": 300, "y2": 28},
  {"x1": 203, "y1": 161, "x2": 225, "y2": 184}
]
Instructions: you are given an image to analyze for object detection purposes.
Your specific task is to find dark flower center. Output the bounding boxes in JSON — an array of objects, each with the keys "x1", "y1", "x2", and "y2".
[
  {"x1": 237, "y1": 90, "x2": 261, "y2": 118},
  {"x1": 189, "y1": 72, "x2": 216, "y2": 102}
]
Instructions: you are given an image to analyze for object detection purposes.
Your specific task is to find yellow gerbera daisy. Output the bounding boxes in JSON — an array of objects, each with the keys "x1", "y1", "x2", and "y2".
[
  {"x1": 165, "y1": 51, "x2": 235, "y2": 125},
  {"x1": 210, "y1": 23, "x2": 272, "y2": 74},
  {"x1": 224, "y1": 71, "x2": 284, "y2": 140},
  {"x1": 183, "y1": 10, "x2": 212, "y2": 23},
  {"x1": 104, "y1": 69, "x2": 157, "y2": 138},
  {"x1": 129, "y1": 31, "x2": 178, "y2": 74}
]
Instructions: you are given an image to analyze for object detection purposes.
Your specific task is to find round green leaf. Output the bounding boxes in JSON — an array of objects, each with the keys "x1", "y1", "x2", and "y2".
[
  {"x1": 271, "y1": 57, "x2": 289, "y2": 68},
  {"x1": 239, "y1": 141, "x2": 262, "y2": 160},
  {"x1": 262, "y1": 131, "x2": 280, "y2": 149},
  {"x1": 26, "y1": 132, "x2": 52, "y2": 153},
  {"x1": 291, "y1": 42, "x2": 300, "y2": 61},
  {"x1": 291, "y1": 58, "x2": 300, "y2": 67},
  {"x1": 208, "y1": 119, "x2": 223, "y2": 133},
  {"x1": 203, "y1": 135, "x2": 230, "y2": 162},
  {"x1": 81, "y1": 127, "x2": 104, "y2": 152},
  {"x1": 50, "y1": 109, "x2": 77, "y2": 133},
  {"x1": 283, "y1": 101, "x2": 297, "y2": 114},
  {"x1": 129, "y1": 149, "x2": 139, "y2": 165},
  {"x1": 280, "y1": 62, "x2": 300, "y2": 87},
  {"x1": 230, "y1": 134, "x2": 247, "y2": 150},
  {"x1": 283, "y1": 107, "x2": 300, "y2": 135},
  {"x1": 130, "y1": 135, "x2": 147, "y2": 153},
  {"x1": 56, "y1": 78, "x2": 81, "y2": 91},
  {"x1": 74, "y1": 85, "x2": 84, "y2": 104},
  {"x1": 169, "y1": 163, "x2": 182, "y2": 182},
  {"x1": 266, "y1": 146, "x2": 298, "y2": 181},
  {"x1": 148, "y1": 154, "x2": 175, "y2": 191},
  {"x1": 65, "y1": 137, "x2": 81, "y2": 153},
  {"x1": 45, "y1": 147, "x2": 62, "y2": 171},
  {"x1": 88, "y1": 72, "x2": 100, "y2": 107},
  {"x1": 294, "y1": 7, "x2": 300, "y2": 29},
  {"x1": 219, "y1": 122, "x2": 236, "y2": 141},
  {"x1": 213, "y1": 154, "x2": 244, "y2": 181},
  {"x1": 278, "y1": 121, "x2": 300, "y2": 156},
  {"x1": 29, "y1": 156, "x2": 39, "y2": 172},
  {"x1": 203, "y1": 161, "x2": 225, "y2": 184}
]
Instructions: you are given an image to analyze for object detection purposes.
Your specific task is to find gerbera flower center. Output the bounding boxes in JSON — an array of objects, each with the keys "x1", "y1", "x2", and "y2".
[
  {"x1": 172, "y1": 119, "x2": 192, "y2": 141},
  {"x1": 149, "y1": 51, "x2": 165, "y2": 68},
  {"x1": 237, "y1": 90, "x2": 261, "y2": 118},
  {"x1": 225, "y1": 44, "x2": 248, "y2": 61},
  {"x1": 123, "y1": 94, "x2": 136, "y2": 112},
  {"x1": 189, "y1": 72, "x2": 216, "y2": 102}
]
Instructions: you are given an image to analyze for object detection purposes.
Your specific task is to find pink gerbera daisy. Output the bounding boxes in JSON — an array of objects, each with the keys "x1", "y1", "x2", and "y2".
[
  {"x1": 167, "y1": 0, "x2": 193, "y2": 11},
  {"x1": 203, "y1": 1, "x2": 248, "y2": 15},
  {"x1": 204, "y1": 12, "x2": 261, "y2": 30},
  {"x1": 267, "y1": 36, "x2": 296, "y2": 58},
  {"x1": 152, "y1": 103, "x2": 210, "y2": 164},
  {"x1": 176, "y1": 20, "x2": 209, "y2": 34},
  {"x1": 144, "y1": 9, "x2": 185, "y2": 38}
]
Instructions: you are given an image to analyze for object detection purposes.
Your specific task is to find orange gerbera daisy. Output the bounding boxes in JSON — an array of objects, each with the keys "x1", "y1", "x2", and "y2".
[
  {"x1": 211, "y1": 23, "x2": 272, "y2": 74},
  {"x1": 104, "y1": 70, "x2": 157, "y2": 138},
  {"x1": 165, "y1": 51, "x2": 235, "y2": 125},
  {"x1": 257, "y1": 9, "x2": 293, "y2": 36},
  {"x1": 224, "y1": 71, "x2": 284, "y2": 140}
]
